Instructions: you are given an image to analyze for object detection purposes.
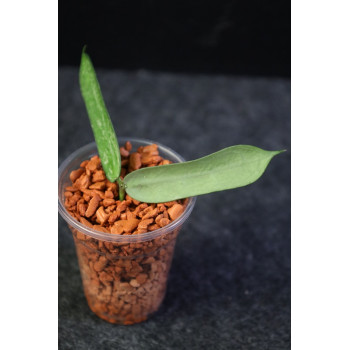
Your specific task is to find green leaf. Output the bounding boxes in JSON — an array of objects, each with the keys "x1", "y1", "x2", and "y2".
[
  {"x1": 79, "y1": 47, "x2": 121, "y2": 182},
  {"x1": 124, "y1": 145, "x2": 284, "y2": 203}
]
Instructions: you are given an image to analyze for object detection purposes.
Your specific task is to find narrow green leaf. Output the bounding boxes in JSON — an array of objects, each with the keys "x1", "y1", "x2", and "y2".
[
  {"x1": 124, "y1": 145, "x2": 284, "y2": 203},
  {"x1": 79, "y1": 48, "x2": 121, "y2": 182}
]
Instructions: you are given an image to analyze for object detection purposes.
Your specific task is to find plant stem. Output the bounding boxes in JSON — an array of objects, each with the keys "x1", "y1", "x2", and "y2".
[{"x1": 117, "y1": 177, "x2": 126, "y2": 201}]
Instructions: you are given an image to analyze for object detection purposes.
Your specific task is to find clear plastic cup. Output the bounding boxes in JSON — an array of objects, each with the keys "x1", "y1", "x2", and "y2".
[{"x1": 58, "y1": 137, "x2": 196, "y2": 325}]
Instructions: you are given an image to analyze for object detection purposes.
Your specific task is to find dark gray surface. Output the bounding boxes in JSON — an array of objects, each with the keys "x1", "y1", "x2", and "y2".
[{"x1": 59, "y1": 67, "x2": 290, "y2": 350}]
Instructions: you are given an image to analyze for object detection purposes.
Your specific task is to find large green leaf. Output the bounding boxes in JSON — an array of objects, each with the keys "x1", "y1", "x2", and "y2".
[
  {"x1": 79, "y1": 48, "x2": 121, "y2": 182},
  {"x1": 124, "y1": 145, "x2": 284, "y2": 203}
]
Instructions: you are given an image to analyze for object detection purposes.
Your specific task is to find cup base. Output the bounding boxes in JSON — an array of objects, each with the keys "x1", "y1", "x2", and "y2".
[{"x1": 85, "y1": 292, "x2": 166, "y2": 325}]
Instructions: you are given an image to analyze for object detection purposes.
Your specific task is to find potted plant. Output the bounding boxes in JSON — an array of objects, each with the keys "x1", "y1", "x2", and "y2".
[{"x1": 58, "y1": 48, "x2": 284, "y2": 325}]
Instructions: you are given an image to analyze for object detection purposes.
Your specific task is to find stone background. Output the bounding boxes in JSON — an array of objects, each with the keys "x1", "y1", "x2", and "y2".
[{"x1": 59, "y1": 67, "x2": 290, "y2": 349}]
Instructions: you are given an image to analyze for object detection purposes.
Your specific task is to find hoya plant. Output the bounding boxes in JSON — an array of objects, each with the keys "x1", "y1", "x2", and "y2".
[{"x1": 79, "y1": 48, "x2": 284, "y2": 203}]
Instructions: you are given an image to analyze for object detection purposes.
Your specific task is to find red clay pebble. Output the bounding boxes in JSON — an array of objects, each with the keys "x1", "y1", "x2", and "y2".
[{"x1": 64, "y1": 141, "x2": 188, "y2": 325}]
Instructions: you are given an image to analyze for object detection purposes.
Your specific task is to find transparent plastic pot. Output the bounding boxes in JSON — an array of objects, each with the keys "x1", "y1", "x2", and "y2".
[{"x1": 58, "y1": 137, "x2": 196, "y2": 325}]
